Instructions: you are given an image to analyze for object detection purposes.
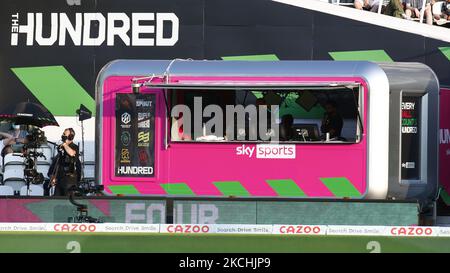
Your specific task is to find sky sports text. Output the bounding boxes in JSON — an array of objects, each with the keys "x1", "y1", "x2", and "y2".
[{"x1": 236, "y1": 144, "x2": 295, "y2": 159}]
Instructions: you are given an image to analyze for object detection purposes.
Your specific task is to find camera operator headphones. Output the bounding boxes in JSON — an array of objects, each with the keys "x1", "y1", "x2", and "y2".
[{"x1": 64, "y1": 128, "x2": 75, "y2": 141}]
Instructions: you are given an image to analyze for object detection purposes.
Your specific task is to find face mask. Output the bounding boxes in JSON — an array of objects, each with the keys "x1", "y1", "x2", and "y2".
[
  {"x1": 61, "y1": 135, "x2": 68, "y2": 142},
  {"x1": 13, "y1": 125, "x2": 20, "y2": 130}
]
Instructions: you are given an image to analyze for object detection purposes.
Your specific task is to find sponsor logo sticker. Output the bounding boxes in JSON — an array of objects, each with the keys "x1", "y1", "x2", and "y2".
[
  {"x1": 121, "y1": 112, "x2": 131, "y2": 124},
  {"x1": 138, "y1": 120, "x2": 150, "y2": 128},
  {"x1": 138, "y1": 131, "x2": 150, "y2": 147},
  {"x1": 138, "y1": 112, "x2": 150, "y2": 121},
  {"x1": 120, "y1": 148, "x2": 130, "y2": 163},
  {"x1": 120, "y1": 131, "x2": 131, "y2": 146},
  {"x1": 138, "y1": 150, "x2": 149, "y2": 165},
  {"x1": 136, "y1": 100, "x2": 152, "y2": 108}
]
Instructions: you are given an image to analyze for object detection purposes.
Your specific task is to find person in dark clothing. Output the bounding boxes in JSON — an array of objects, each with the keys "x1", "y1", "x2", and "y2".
[
  {"x1": 320, "y1": 100, "x2": 343, "y2": 139},
  {"x1": 279, "y1": 114, "x2": 295, "y2": 141},
  {"x1": 47, "y1": 128, "x2": 80, "y2": 196}
]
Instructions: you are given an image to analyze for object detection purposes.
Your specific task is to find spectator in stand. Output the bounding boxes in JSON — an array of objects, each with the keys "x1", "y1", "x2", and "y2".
[
  {"x1": 0, "y1": 123, "x2": 28, "y2": 157},
  {"x1": 404, "y1": 0, "x2": 434, "y2": 24},
  {"x1": 431, "y1": 0, "x2": 450, "y2": 24},
  {"x1": 384, "y1": 0, "x2": 408, "y2": 18},
  {"x1": 354, "y1": 0, "x2": 380, "y2": 11}
]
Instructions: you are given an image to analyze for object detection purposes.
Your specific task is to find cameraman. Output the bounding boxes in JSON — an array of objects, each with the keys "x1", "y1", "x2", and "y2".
[{"x1": 48, "y1": 128, "x2": 81, "y2": 196}]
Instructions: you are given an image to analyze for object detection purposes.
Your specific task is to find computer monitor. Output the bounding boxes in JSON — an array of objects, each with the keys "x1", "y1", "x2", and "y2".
[{"x1": 292, "y1": 124, "x2": 320, "y2": 141}]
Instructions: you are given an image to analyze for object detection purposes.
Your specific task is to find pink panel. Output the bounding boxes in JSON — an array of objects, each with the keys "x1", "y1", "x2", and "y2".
[
  {"x1": 101, "y1": 76, "x2": 368, "y2": 197},
  {"x1": 440, "y1": 88, "x2": 450, "y2": 193}
]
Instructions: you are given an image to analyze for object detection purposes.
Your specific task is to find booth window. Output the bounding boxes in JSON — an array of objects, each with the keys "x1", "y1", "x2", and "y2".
[{"x1": 169, "y1": 87, "x2": 362, "y2": 143}]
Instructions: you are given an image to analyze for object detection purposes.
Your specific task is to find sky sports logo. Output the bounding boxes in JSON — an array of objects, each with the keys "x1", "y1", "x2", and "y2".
[
  {"x1": 10, "y1": 12, "x2": 179, "y2": 46},
  {"x1": 236, "y1": 144, "x2": 296, "y2": 159}
]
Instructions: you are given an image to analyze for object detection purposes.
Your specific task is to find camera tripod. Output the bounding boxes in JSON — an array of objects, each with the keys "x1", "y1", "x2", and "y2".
[
  {"x1": 67, "y1": 189, "x2": 103, "y2": 223},
  {"x1": 14, "y1": 149, "x2": 46, "y2": 196}
]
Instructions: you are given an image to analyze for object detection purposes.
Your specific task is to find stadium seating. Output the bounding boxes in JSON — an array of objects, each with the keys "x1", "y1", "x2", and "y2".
[
  {"x1": 83, "y1": 162, "x2": 95, "y2": 179},
  {"x1": 3, "y1": 166, "x2": 23, "y2": 180},
  {"x1": 3, "y1": 153, "x2": 23, "y2": 167},
  {"x1": 20, "y1": 184, "x2": 44, "y2": 196},
  {"x1": 332, "y1": 0, "x2": 354, "y2": 6},
  {"x1": 2, "y1": 153, "x2": 25, "y2": 184},
  {"x1": 35, "y1": 145, "x2": 53, "y2": 165},
  {"x1": 36, "y1": 164, "x2": 50, "y2": 179},
  {"x1": 0, "y1": 144, "x2": 54, "y2": 196},
  {"x1": 0, "y1": 185, "x2": 14, "y2": 196},
  {"x1": 2, "y1": 154, "x2": 26, "y2": 194}
]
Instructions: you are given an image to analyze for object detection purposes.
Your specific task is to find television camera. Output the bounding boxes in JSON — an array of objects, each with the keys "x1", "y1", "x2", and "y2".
[
  {"x1": 67, "y1": 180, "x2": 104, "y2": 223},
  {"x1": 12, "y1": 128, "x2": 49, "y2": 190}
]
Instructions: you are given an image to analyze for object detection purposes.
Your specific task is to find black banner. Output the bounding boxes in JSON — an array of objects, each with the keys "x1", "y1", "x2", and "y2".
[
  {"x1": 115, "y1": 93, "x2": 155, "y2": 177},
  {"x1": 401, "y1": 95, "x2": 421, "y2": 180},
  {"x1": 0, "y1": 0, "x2": 449, "y2": 109}
]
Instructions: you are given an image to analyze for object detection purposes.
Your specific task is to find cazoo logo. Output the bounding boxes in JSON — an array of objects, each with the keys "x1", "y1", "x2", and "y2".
[
  {"x1": 163, "y1": 225, "x2": 211, "y2": 233},
  {"x1": 274, "y1": 225, "x2": 325, "y2": 235},
  {"x1": 53, "y1": 224, "x2": 96, "y2": 232},
  {"x1": 390, "y1": 227, "x2": 434, "y2": 236}
]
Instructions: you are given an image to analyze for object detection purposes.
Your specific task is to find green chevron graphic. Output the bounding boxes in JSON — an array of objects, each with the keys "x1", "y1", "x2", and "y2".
[
  {"x1": 321, "y1": 177, "x2": 362, "y2": 197},
  {"x1": 11, "y1": 66, "x2": 95, "y2": 116},
  {"x1": 440, "y1": 187, "x2": 450, "y2": 206},
  {"x1": 213, "y1": 181, "x2": 250, "y2": 197},
  {"x1": 108, "y1": 185, "x2": 140, "y2": 195},
  {"x1": 266, "y1": 179, "x2": 307, "y2": 197},
  {"x1": 439, "y1": 47, "x2": 450, "y2": 61},
  {"x1": 160, "y1": 183, "x2": 195, "y2": 195},
  {"x1": 329, "y1": 50, "x2": 394, "y2": 62}
]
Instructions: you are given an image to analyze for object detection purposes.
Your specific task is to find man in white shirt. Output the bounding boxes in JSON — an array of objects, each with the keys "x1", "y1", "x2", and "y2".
[{"x1": 354, "y1": 0, "x2": 381, "y2": 11}]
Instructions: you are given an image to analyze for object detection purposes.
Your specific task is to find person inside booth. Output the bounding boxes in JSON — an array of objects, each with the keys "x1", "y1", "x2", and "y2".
[
  {"x1": 320, "y1": 100, "x2": 344, "y2": 140},
  {"x1": 279, "y1": 114, "x2": 295, "y2": 141}
]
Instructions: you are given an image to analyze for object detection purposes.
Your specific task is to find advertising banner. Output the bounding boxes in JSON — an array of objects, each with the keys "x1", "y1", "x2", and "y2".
[
  {"x1": 440, "y1": 89, "x2": 450, "y2": 193},
  {"x1": 115, "y1": 93, "x2": 156, "y2": 177},
  {"x1": 0, "y1": 198, "x2": 418, "y2": 225},
  {"x1": 0, "y1": 0, "x2": 449, "y2": 111}
]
